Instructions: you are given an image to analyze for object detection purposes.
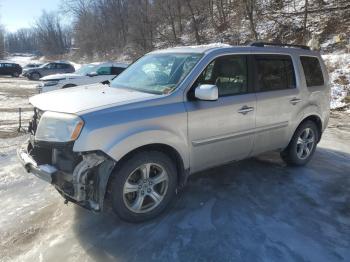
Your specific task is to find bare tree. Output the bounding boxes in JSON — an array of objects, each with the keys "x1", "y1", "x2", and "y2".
[
  {"x1": 35, "y1": 11, "x2": 71, "y2": 55},
  {"x1": 0, "y1": 26, "x2": 5, "y2": 58},
  {"x1": 184, "y1": 0, "x2": 202, "y2": 44},
  {"x1": 245, "y1": 0, "x2": 259, "y2": 41}
]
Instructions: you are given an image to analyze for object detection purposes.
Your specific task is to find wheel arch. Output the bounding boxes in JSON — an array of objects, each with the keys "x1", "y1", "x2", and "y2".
[
  {"x1": 62, "y1": 83, "x2": 77, "y2": 88},
  {"x1": 103, "y1": 143, "x2": 188, "y2": 206},
  {"x1": 294, "y1": 114, "x2": 323, "y2": 143},
  {"x1": 30, "y1": 71, "x2": 41, "y2": 79}
]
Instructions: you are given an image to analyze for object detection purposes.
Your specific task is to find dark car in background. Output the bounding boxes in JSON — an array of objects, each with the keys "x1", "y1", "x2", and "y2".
[
  {"x1": 0, "y1": 62, "x2": 22, "y2": 77},
  {"x1": 22, "y1": 61, "x2": 75, "y2": 80}
]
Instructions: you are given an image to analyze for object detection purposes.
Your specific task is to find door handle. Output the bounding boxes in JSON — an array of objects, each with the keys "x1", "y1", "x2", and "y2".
[
  {"x1": 290, "y1": 97, "x2": 302, "y2": 105},
  {"x1": 238, "y1": 105, "x2": 254, "y2": 115}
]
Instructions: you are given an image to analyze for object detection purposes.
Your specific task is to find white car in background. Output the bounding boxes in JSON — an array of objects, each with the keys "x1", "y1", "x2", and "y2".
[{"x1": 38, "y1": 62, "x2": 128, "y2": 92}]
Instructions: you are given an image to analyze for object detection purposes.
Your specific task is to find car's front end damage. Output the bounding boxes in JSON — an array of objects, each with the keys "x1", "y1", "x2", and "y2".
[{"x1": 17, "y1": 108, "x2": 116, "y2": 212}]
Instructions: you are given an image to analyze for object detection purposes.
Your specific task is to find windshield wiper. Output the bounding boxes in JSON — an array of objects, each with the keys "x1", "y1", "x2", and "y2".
[{"x1": 113, "y1": 85, "x2": 163, "y2": 95}]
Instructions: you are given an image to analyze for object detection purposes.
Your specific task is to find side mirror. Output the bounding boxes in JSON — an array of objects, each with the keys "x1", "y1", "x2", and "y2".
[
  {"x1": 195, "y1": 84, "x2": 218, "y2": 101},
  {"x1": 87, "y1": 72, "x2": 98, "y2": 77}
]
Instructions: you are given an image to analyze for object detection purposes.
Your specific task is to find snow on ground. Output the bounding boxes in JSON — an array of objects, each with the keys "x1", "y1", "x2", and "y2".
[
  {"x1": 5, "y1": 54, "x2": 42, "y2": 67},
  {"x1": 0, "y1": 110, "x2": 350, "y2": 262},
  {"x1": 322, "y1": 53, "x2": 350, "y2": 109},
  {"x1": 0, "y1": 77, "x2": 37, "y2": 137},
  {"x1": 5, "y1": 54, "x2": 82, "y2": 70}
]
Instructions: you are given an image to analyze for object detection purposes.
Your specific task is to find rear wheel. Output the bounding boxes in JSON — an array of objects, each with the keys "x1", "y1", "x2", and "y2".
[
  {"x1": 12, "y1": 72, "x2": 20, "y2": 77},
  {"x1": 110, "y1": 151, "x2": 177, "y2": 222},
  {"x1": 30, "y1": 72, "x2": 41, "y2": 80},
  {"x1": 281, "y1": 120, "x2": 319, "y2": 166}
]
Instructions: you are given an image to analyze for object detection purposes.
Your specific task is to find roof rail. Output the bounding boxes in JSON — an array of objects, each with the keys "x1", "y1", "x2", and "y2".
[{"x1": 249, "y1": 42, "x2": 310, "y2": 50}]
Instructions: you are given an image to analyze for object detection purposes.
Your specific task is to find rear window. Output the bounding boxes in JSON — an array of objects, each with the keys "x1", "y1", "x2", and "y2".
[
  {"x1": 255, "y1": 55, "x2": 296, "y2": 91},
  {"x1": 57, "y1": 63, "x2": 71, "y2": 69},
  {"x1": 300, "y1": 56, "x2": 324, "y2": 87}
]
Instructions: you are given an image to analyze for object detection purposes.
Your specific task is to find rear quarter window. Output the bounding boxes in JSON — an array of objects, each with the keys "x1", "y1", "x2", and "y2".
[
  {"x1": 111, "y1": 67, "x2": 125, "y2": 75},
  {"x1": 300, "y1": 56, "x2": 324, "y2": 87}
]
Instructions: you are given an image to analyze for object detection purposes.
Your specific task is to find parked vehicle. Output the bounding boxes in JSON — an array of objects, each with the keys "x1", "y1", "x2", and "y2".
[
  {"x1": 0, "y1": 62, "x2": 22, "y2": 77},
  {"x1": 38, "y1": 62, "x2": 128, "y2": 92},
  {"x1": 18, "y1": 43, "x2": 330, "y2": 222},
  {"x1": 22, "y1": 61, "x2": 75, "y2": 80}
]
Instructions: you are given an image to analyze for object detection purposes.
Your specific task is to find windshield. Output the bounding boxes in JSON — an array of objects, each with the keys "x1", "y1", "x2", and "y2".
[
  {"x1": 75, "y1": 64, "x2": 98, "y2": 75},
  {"x1": 110, "y1": 53, "x2": 203, "y2": 94},
  {"x1": 39, "y1": 63, "x2": 49, "y2": 68}
]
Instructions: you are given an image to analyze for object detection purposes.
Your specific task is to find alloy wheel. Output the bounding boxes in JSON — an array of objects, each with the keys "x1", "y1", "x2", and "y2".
[
  {"x1": 296, "y1": 127, "x2": 315, "y2": 160},
  {"x1": 122, "y1": 163, "x2": 169, "y2": 214}
]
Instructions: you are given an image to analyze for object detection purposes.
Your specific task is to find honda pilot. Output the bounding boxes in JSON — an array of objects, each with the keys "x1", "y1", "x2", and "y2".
[{"x1": 18, "y1": 43, "x2": 330, "y2": 222}]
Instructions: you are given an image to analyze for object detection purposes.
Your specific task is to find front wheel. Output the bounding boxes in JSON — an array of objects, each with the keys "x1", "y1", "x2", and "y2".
[
  {"x1": 30, "y1": 72, "x2": 41, "y2": 80},
  {"x1": 110, "y1": 151, "x2": 177, "y2": 222},
  {"x1": 281, "y1": 120, "x2": 319, "y2": 166},
  {"x1": 12, "y1": 72, "x2": 20, "y2": 77}
]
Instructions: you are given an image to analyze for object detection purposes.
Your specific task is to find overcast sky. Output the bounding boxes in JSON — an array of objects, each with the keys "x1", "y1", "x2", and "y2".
[{"x1": 1, "y1": 0, "x2": 62, "y2": 32}]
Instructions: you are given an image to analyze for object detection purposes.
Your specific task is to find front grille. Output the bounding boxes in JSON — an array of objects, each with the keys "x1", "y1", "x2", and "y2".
[{"x1": 28, "y1": 108, "x2": 43, "y2": 135}]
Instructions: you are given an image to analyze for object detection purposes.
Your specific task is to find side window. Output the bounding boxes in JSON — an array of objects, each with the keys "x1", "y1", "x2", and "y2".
[
  {"x1": 111, "y1": 67, "x2": 125, "y2": 75},
  {"x1": 195, "y1": 55, "x2": 248, "y2": 97},
  {"x1": 300, "y1": 56, "x2": 324, "y2": 87},
  {"x1": 46, "y1": 63, "x2": 56, "y2": 69},
  {"x1": 97, "y1": 67, "x2": 112, "y2": 75},
  {"x1": 57, "y1": 63, "x2": 69, "y2": 69},
  {"x1": 255, "y1": 55, "x2": 296, "y2": 91}
]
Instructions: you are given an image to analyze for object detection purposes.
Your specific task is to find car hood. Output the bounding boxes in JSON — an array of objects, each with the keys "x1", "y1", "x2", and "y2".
[
  {"x1": 40, "y1": 73, "x2": 82, "y2": 81},
  {"x1": 29, "y1": 84, "x2": 158, "y2": 114}
]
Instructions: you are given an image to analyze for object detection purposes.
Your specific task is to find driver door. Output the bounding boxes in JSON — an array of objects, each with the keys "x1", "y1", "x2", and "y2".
[{"x1": 185, "y1": 55, "x2": 256, "y2": 172}]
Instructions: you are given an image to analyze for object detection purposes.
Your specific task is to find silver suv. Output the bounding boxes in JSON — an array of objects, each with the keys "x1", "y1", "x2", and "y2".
[
  {"x1": 22, "y1": 61, "x2": 75, "y2": 80},
  {"x1": 18, "y1": 43, "x2": 330, "y2": 222}
]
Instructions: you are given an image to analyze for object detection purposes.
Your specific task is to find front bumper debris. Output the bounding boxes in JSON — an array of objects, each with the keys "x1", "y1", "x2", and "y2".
[
  {"x1": 17, "y1": 142, "x2": 57, "y2": 183},
  {"x1": 17, "y1": 139, "x2": 115, "y2": 212}
]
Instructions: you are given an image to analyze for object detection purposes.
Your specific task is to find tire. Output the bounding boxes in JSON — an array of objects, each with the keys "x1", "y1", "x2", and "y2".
[
  {"x1": 12, "y1": 72, "x2": 20, "y2": 77},
  {"x1": 281, "y1": 120, "x2": 319, "y2": 166},
  {"x1": 30, "y1": 72, "x2": 41, "y2": 80},
  {"x1": 110, "y1": 151, "x2": 177, "y2": 223},
  {"x1": 62, "y1": 84, "x2": 76, "y2": 89}
]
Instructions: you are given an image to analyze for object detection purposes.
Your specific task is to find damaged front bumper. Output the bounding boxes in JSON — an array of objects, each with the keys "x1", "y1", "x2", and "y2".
[{"x1": 17, "y1": 139, "x2": 115, "y2": 212}]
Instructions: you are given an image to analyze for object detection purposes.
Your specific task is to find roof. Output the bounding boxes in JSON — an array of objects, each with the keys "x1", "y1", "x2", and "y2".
[
  {"x1": 53, "y1": 60, "x2": 73, "y2": 64},
  {"x1": 0, "y1": 60, "x2": 18, "y2": 64},
  {"x1": 150, "y1": 43, "x2": 232, "y2": 54},
  {"x1": 87, "y1": 61, "x2": 129, "y2": 67},
  {"x1": 149, "y1": 43, "x2": 319, "y2": 56}
]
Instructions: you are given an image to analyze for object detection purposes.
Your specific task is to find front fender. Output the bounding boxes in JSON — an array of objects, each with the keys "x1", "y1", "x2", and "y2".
[{"x1": 104, "y1": 128, "x2": 189, "y2": 170}]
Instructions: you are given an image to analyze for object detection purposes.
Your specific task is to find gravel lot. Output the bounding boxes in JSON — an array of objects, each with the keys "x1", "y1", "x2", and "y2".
[{"x1": 0, "y1": 76, "x2": 350, "y2": 262}]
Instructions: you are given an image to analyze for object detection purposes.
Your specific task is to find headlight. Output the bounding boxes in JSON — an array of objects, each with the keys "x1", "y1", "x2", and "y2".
[{"x1": 35, "y1": 111, "x2": 84, "y2": 142}]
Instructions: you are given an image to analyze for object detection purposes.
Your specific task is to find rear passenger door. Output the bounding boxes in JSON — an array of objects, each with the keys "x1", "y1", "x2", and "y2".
[
  {"x1": 56, "y1": 63, "x2": 70, "y2": 74},
  {"x1": 252, "y1": 54, "x2": 303, "y2": 155},
  {"x1": 3, "y1": 63, "x2": 13, "y2": 75}
]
